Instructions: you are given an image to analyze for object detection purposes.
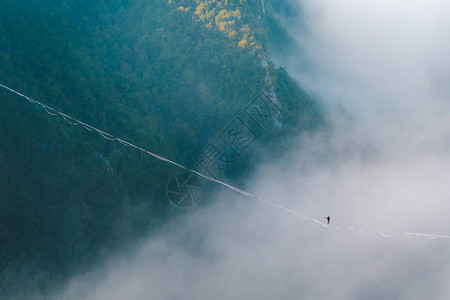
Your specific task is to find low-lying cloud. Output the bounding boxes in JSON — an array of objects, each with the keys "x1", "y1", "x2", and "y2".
[{"x1": 47, "y1": 1, "x2": 450, "y2": 299}]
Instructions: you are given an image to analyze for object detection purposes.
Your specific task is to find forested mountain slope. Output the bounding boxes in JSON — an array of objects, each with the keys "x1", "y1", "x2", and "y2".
[{"x1": 0, "y1": 0, "x2": 321, "y2": 296}]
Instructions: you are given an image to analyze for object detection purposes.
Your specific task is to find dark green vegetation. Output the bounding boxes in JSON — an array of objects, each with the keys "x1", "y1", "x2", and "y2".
[{"x1": 0, "y1": 0, "x2": 321, "y2": 297}]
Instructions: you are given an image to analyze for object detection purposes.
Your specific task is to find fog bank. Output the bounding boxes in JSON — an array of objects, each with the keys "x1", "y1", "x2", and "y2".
[{"x1": 49, "y1": 1, "x2": 450, "y2": 299}]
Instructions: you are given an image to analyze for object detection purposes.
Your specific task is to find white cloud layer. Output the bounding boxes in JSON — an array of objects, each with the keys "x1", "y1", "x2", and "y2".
[{"x1": 51, "y1": 1, "x2": 450, "y2": 299}]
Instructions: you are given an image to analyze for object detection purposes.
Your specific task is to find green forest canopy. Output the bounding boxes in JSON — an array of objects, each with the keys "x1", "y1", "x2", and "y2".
[{"x1": 0, "y1": 0, "x2": 322, "y2": 296}]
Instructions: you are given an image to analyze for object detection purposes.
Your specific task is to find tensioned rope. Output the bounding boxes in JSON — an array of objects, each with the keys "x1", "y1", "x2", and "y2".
[{"x1": 1, "y1": 82, "x2": 449, "y2": 241}]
